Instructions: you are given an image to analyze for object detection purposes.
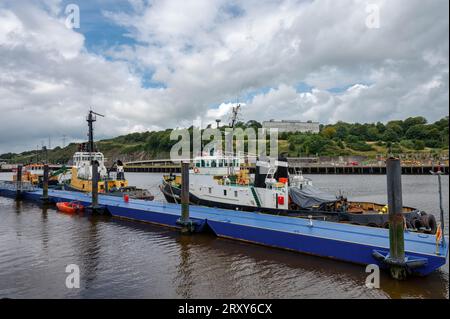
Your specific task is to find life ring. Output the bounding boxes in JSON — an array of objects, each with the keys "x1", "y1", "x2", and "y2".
[{"x1": 193, "y1": 167, "x2": 200, "y2": 174}]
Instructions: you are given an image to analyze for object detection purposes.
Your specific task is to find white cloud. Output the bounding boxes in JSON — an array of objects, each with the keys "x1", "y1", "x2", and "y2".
[{"x1": 0, "y1": 0, "x2": 448, "y2": 154}]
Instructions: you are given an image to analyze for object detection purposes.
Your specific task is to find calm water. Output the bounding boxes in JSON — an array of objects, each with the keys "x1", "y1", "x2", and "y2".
[{"x1": 0, "y1": 172, "x2": 448, "y2": 299}]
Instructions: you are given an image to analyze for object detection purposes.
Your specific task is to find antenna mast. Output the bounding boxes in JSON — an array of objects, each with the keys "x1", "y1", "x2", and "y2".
[
  {"x1": 86, "y1": 110, "x2": 104, "y2": 154},
  {"x1": 229, "y1": 104, "x2": 241, "y2": 128}
]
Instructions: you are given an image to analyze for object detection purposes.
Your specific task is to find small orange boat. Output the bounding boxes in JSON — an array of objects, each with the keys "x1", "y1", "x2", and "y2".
[{"x1": 56, "y1": 202, "x2": 84, "y2": 214}]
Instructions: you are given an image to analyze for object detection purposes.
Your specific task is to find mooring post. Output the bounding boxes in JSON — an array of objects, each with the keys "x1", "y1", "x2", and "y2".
[
  {"x1": 181, "y1": 161, "x2": 190, "y2": 231},
  {"x1": 386, "y1": 157, "x2": 406, "y2": 279},
  {"x1": 41, "y1": 164, "x2": 49, "y2": 202},
  {"x1": 435, "y1": 170, "x2": 446, "y2": 247},
  {"x1": 16, "y1": 165, "x2": 22, "y2": 200},
  {"x1": 176, "y1": 160, "x2": 195, "y2": 233},
  {"x1": 104, "y1": 171, "x2": 109, "y2": 194},
  {"x1": 91, "y1": 160, "x2": 99, "y2": 208}
]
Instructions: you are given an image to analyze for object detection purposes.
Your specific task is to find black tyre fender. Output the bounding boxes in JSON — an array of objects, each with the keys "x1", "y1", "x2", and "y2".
[
  {"x1": 421, "y1": 214, "x2": 437, "y2": 234},
  {"x1": 405, "y1": 220, "x2": 413, "y2": 230},
  {"x1": 412, "y1": 218, "x2": 422, "y2": 230}
]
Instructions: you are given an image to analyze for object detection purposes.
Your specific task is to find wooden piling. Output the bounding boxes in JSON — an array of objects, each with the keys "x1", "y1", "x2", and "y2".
[
  {"x1": 180, "y1": 161, "x2": 190, "y2": 233},
  {"x1": 436, "y1": 171, "x2": 446, "y2": 247},
  {"x1": 16, "y1": 165, "x2": 22, "y2": 200},
  {"x1": 91, "y1": 160, "x2": 99, "y2": 208},
  {"x1": 175, "y1": 161, "x2": 196, "y2": 233},
  {"x1": 386, "y1": 157, "x2": 406, "y2": 279}
]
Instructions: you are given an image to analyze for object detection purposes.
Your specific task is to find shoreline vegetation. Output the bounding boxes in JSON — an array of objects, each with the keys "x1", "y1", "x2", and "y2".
[{"x1": 1, "y1": 116, "x2": 448, "y2": 165}]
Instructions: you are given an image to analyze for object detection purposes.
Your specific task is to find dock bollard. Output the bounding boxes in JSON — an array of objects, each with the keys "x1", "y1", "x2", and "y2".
[
  {"x1": 386, "y1": 157, "x2": 406, "y2": 280},
  {"x1": 41, "y1": 164, "x2": 49, "y2": 203},
  {"x1": 16, "y1": 165, "x2": 22, "y2": 200}
]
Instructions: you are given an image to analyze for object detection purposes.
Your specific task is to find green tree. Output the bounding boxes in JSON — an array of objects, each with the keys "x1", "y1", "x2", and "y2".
[
  {"x1": 386, "y1": 121, "x2": 403, "y2": 137},
  {"x1": 335, "y1": 123, "x2": 349, "y2": 139},
  {"x1": 405, "y1": 124, "x2": 428, "y2": 140},
  {"x1": 383, "y1": 128, "x2": 399, "y2": 142},
  {"x1": 403, "y1": 116, "x2": 427, "y2": 132},
  {"x1": 366, "y1": 127, "x2": 380, "y2": 141},
  {"x1": 321, "y1": 126, "x2": 337, "y2": 139},
  {"x1": 376, "y1": 122, "x2": 386, "y2": 134}
]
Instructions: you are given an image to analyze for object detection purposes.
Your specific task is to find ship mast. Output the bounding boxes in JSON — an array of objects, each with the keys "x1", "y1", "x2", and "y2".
[
  {"x1": 86, "y1": 110, "x2": 104, "y2": 155},
  {"x1": 229, "y1": 104, "x2": 241, "y2": 129},
  {"x1": 226, "y1": 104, "x2": 241, "y2": 175}
]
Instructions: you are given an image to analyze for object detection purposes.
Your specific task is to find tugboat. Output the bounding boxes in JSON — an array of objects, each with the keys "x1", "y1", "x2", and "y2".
[
  {"x1": 57, "y1": 111, "x2": 154, "y2": 201},
  {"x1": 61, "y1": 146, "x2": 154, "y2": 200},
  {"x1": 160, "y1": 105, "x2": 436, "y2": 233},
  {"x1": 160, "y1": 153, "x2": 437, "y2": 233},
  {"x1": 12, "y1": 164, "x2": 61, "y2": 186}
]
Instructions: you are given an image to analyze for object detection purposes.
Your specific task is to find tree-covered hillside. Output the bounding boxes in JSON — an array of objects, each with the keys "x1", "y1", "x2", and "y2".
[{"x1": 1, "y1": 116, "x2": 448, "y2": 164}]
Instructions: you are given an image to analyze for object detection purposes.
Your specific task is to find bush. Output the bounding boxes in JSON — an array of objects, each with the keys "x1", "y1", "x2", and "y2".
[
  {"x1": 345, "y1": 135, "x2": 361, "y2": 144},
  {"x1": 400, "y1": 139, "x2": 415, "y2": 149},
  {"x1": 348, "y1": 141, "x2": 373, "y2": 151},
  {"x1": 425, "y1": 139, "x2": 441, "y2": 148}
]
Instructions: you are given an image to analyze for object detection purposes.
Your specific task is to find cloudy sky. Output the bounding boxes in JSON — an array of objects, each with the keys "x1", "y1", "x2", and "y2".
[{"x1": 0, "y1": 0, "x2": 448, "y2": 154}]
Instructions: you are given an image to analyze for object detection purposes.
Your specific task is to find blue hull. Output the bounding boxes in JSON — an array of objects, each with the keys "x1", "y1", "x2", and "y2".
[
  {"x1": 1, "y1": 188, "x2": 447, "y2": 276},
  {"x1": 206, "y1": 220, "x2": 446, "y2": 276}
]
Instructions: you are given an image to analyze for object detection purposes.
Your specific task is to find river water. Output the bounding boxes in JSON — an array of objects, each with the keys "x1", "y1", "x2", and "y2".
[{"x1": 0, "y1": 172, "x2": 448, "y2": 299}]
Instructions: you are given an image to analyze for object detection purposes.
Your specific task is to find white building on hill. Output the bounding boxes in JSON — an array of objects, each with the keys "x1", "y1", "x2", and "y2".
[{"x1": 262, "y1": 120, "x2": 320, "y2": 133}]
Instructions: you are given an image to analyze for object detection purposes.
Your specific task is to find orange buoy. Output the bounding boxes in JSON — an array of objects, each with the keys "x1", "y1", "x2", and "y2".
[{"x1": 56, "y1": 202, "x2": 84, "y2": 214}]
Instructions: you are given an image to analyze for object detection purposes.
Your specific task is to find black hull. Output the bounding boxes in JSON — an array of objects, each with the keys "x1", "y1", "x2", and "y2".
[{"x1": 160, "y1": 181, "x2": 436, "y2": 233}]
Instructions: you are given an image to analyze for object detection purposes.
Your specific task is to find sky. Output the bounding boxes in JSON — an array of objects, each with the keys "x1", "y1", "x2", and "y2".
[{"x1": 0, "y1": 0, "x2": 448, "y2": 154}]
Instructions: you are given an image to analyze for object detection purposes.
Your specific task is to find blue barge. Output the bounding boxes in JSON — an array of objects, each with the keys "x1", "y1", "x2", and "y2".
[{"x1": 1, "y1": 187, "x2": 448, "y2": 276}]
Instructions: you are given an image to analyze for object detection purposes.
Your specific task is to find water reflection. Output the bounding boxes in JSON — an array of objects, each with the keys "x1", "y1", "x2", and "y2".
[
  {"x1": 40, "y1": 205, "x2": 49, "y2": 253},
  {"x1": 174, "y1": 235, "x2": 195, "y2": 298},
  {"x1": 80, "y1": 217, "x2": 102, "y2": 289}
]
